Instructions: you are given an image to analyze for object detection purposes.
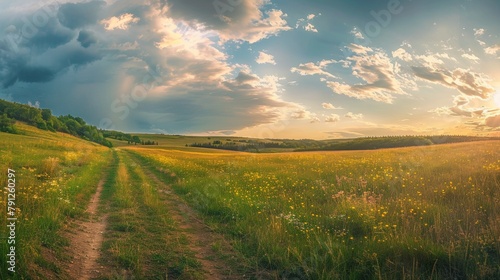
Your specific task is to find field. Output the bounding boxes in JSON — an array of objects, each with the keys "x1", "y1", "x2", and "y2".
[
  {"x1": 1, "y1": 125, "x2": 499, "y2": 279},
  {"x1": 125, "y1": 141, "x2": 500, "y2": 279},
  {"x1": 0, "y1": 123, "x2": 112, "y2": 279}
]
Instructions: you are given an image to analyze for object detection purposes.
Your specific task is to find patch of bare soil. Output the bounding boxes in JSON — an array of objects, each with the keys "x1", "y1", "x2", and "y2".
[
  {"x1": 64, "y1": 179, "x2": 107, "y2": 280},
  {"x1": 149, "y1": 170, "x2": 247, "y2": 279}
]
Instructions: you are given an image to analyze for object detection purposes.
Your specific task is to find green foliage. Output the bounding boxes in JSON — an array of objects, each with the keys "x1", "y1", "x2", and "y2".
[
  {"x1": 189, "y1": 140, "x2": 295, "y2": 152},
  {"x1": 188, "y1": 135, "x2": 500, "y2": 153},
  {"x1": 0, "y1": 126, "x2": 112, "y2": 279},
  {"x1": 0, "y1": 113, "x2": 17, "y2": 133},
  {"x1": 0, "y1": 99, "x2": 112, "y2": 147},
  {"x1": 301, "y1": 135, "x2": 500, "y2": 152}
]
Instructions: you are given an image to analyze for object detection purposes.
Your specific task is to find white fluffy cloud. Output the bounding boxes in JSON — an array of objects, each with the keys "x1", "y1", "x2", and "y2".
[
  {"x1": 412, "y1": 67, "x2": 494, "y2": 99},
  {"x1": 326, "y1": 44, "x2": 407, "y2": 103},
  {"x1": 350, "y1": 27, "x2": 364, "y2": 39},
  {"x1": 256, "y1": 51, "x2": 276, "y2": 65},
  {"x1": 461, "y1": 53, "x2": 480, "y2": 63},
  {"x1": 392, "y1": 48, "x2": 412, "y2": 61},
  {"x1": 430, "y1": 95, "x2": 484, "y2": 118},
  {"x1": 485, "y1": 44, "x2": 500, "y2": 56},
  {"x1": 325, "y1": 114, "x2": 340, "y2": 123},
  {"x1": 290, "y1": 59, "x2": 336, "y2": 78},
  {"x1": 473, "y1": 28, "x2": 485, "y2": 37},
  {"x1": 345, "y1": 112, "x2": 364, "y2": 120}
]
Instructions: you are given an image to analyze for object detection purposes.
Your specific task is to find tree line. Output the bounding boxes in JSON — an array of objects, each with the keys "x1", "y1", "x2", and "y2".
[
  {"x1": 0, "y1": 99, "x2": 114, "y2": 147},
  {"x1": 187, "y1": 135, "x2": 500, "y2": 153},
  {"x1": 188, "y1": 139, "x2": 296, "y2": 152},
  {"x1": 300, "y1": 135, "x2": 500, "y2": 151}
]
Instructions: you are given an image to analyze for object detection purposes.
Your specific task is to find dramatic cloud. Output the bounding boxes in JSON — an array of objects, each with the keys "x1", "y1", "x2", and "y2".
[
  {"x1": 18, "y1": 66, "x2": 55, "y2": 83},
  {"x1": 0, "y1": 0, "x2": 112, "y2": 90},
  {"x1": 290, "y1": 60, "x2": 336, "y2": 78},
  {"x1": 326, "y1": 44, "x2": 407, "y2": 103},
  {"x1": 1, "y1": 0, "x2": 498, "y2": 138},
  {"x1": 412, "y1": 67, "x2": 494, "y2": 99},
  {"x1": 57, "y1": 1, "x2": 105, "y2": 29},
  {"x1": 322, "y1": 102, "x2": 343, "y2": 110},
  {"x1": 256, "y1": 51, "x2": 276, "y2": 65},
  {"x1": 77, "y1": 30, "x2": 97, "y2": 48},
  {"x1": 430, "y1": 95, "x2": 483, "y2": 118},
  {"x1": 101, "y1": 13, "x2": 140, "y2": 31},
  {"x1": 392, "y1": 48, "x2": 412, "y2": 61},
  {"x1": 167, "y1": 0, "x2": 291, "y2": 43}
]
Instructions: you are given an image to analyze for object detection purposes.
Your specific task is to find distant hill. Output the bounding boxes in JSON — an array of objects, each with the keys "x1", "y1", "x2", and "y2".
[
  {"x1": 298, "y1": 135, "x2": 500, "y2": 151},
  {"x1": 0, "y1": 98, "x2": 113, "y2": 147},
  {"x1": 186, "y1": 135, "x2": 500, "y2": 153}
]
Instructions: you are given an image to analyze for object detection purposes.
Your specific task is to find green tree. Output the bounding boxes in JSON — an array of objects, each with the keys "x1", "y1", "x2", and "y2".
[{"x1": 0, "y1": 114, "x2": 17, "y2": 133}]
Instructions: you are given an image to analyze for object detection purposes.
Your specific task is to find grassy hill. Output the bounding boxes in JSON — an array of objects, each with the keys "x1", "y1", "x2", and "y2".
[{"x1": 0, "y1": 123, "x2": 112, "y2": 279}]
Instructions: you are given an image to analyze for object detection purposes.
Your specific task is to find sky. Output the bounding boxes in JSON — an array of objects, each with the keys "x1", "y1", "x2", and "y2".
[{"x1": 1, "y1": 0, "x2": 500, "y2": 139}]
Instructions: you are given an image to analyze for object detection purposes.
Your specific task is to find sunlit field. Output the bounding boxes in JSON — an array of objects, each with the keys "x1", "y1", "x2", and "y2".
[
  {"x1": 126, "y1": 141, "x2": 500, "y2": 279},
  {"x1": 0, "y1": 123, "x2": 112, "y2": 279}
]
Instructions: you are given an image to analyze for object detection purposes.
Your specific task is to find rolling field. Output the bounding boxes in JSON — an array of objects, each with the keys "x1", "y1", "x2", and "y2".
[
  {"x1": 0, "y1": 123, "x2": 112, "y2": 279},
  {"x1": 125, "y1": 141, "x2": 500, "y2": 279},
  {"x1": 1, "y1": 125, "x2": 499, "y2": 279}
]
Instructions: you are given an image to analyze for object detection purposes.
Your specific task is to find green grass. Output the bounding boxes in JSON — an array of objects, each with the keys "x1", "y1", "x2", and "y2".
[
  {"x1": 3, "y1": 124, "x2": 499, "y2": 279},
  {"x1": 0, "y1": 123, "x2": 112, "y2": 279},
  {"x1": 126, "y1": 141, "x2": 500, "y2": 279},
  {"x1": 98, "y1": 150, "x2": 204, "y2": 280}
]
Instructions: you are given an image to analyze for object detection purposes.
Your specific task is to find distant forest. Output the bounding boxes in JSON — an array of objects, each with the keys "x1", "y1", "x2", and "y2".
[
  {"x1": 189, "y1": 135, "x2": 500, "y2": 153},
  {"x1": 299, "y1": 135, "x2": 500, "y2": 151}
]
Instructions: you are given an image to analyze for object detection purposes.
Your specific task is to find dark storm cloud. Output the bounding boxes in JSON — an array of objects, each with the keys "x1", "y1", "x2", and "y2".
[
  {"x1": 77, "y1": 30, "x2": 97, "y2": 48},
  {"x1": 0, "y1": 0, "x2": 108, "y2": 89},
  {"x1": 66, "y1": 48, "x2": 101, "y2": 66},
  {"x1": 21, "y1": 17, "x2": 74, "y2": 51},
  {"x1": 18, "y1": 66, "x2": 55, "y2": 83},
  {"x1": 57, "y1": 0, "x2": 106, "y2": 29}
]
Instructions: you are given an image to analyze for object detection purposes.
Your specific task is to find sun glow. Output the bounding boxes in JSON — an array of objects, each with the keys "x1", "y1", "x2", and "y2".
[{"x1": 494, "y1": 92, "x2": 500, "y2": 107}]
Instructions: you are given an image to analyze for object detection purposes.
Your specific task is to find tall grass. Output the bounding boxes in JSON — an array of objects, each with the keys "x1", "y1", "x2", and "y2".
[
  {"x1": 128, "y1": 141, "x2": 500, "y2": 279},
  {"x1": 0, "y1": 124, "x2": 112, "y2": 279},
  {"x1": 99, "y1": 150, "x2": 204, "y2": 279}
]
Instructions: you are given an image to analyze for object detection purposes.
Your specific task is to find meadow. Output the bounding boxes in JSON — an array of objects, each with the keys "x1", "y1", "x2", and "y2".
[
  {"x1": 0, "y1": 123, "x2": 112, "y2": 279},
  {"x1": 126, "y1": 141, "x2": 500, "y2": 279},
  {"x1": 1, "y1": 123, "x2": 499, "y2": 279}
]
